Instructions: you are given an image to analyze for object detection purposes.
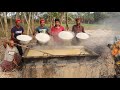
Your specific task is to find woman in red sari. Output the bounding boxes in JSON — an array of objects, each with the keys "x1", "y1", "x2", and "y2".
[{"x1": 50, "y1": 18, "x2": 65, "y2": 45}]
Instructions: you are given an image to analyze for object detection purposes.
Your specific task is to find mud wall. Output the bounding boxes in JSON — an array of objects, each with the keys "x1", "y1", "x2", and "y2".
[{"x1": 21, "y1": 54, "x2": 115, "y2": 78}]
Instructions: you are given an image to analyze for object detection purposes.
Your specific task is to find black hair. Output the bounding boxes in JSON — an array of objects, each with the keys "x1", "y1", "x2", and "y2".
[{"x1": 55, "y1": 18, "x2": 60, "y2": 22}]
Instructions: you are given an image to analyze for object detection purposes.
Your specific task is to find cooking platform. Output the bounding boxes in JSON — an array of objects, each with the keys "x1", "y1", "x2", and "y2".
[{"x1": 23, "y1": 45, "x2": 99, "y2": 59}]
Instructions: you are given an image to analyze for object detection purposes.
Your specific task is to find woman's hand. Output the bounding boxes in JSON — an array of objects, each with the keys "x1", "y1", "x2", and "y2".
[
  {"x1": 4, "y1": 39, "x2": 10, "y2": 44},
  {"x1": 3, "y1": 39, "x2": 9, "y2": 48}
]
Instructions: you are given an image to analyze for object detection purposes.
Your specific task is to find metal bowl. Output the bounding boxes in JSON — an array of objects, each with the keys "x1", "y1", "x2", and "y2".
[
  {"x1": 76, "y1": 32, "x2": 89, "y2": 40},
  {"x1": 17, "y1": 35, "x2": 32, "y2": 45},
  {"x1": 35, "y1": 33, "x2": 51, "y2": 44},
  {"x1": 58, "y1": 31, "x2": 75, "y2": 41}
]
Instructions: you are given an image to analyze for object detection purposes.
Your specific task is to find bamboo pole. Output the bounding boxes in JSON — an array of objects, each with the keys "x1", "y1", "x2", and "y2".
[
  {"x1": 65, "y1": 12, "x2": 69, "y2": 30},
  {"x1": 3, "y1": 12, "x2": 8, "y2": 39},
  {"x1": 0, "y1": 17, "x2": 5, "y2": 31},
  {"x1": 23, "y1": 12, "x2": 33, "y2": 35}
]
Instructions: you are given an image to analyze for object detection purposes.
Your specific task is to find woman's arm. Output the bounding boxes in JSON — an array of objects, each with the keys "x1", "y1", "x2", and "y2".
[
  {"x1": 11, "y1": 28, "x2": 18, "y2": 42},
  {"x1": 49, "y1": 27, "x2": 53, "y2": 36},
  {"x1": 22, "y1": 27, "x2": 25, "y2": 35},
  {"x1": 11, "y1": 33, "x2": 18, "y2": 42},
  {"x1": 72, "y1": 25, "x2": 74, "y2": 32},
  {"x1": 82, "y1": 26, "x2": 85, "y2": 33},
  {"x1": 3, "y1": 40, "x2": 9, "y2": 48},
  {"x1": 11, "y1": 33, "x2": 15, "y2": 40}
]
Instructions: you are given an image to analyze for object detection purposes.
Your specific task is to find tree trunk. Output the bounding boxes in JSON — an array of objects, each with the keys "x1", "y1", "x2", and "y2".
[
  {"x1": 52, "y1": 17, "x2": 55, "y2": 28},
  {"x1": 21, "y1": 12, "x2": 25, "y2": 26},
  {"x1": 10, "y1": 18, "x2": 12, "y2": 28},
  {"x1": 60, "y1": 12, "x2": 64, "y2": 25},
  {"x1": 16, "y1": 12, "x2": 19, "y2": 19},
  {"x1": 3, "y1": 12, "x2": 8, "y2": 38},
  {"x1": 0, "y1": 17, "x2": 4, "y2": 31},
  {"x1": 23, "y1": 12, "x2": 33, "y2": 35},
  {"x1": 34, "y1": 12, "x2": 37, "y2": 24},
  {"x1": 28, "y1": 12, "x2": 33, "y2": 35},
  {"x1": 49, "y1": 12, "x2": 52, "y2": 28},
  {"x1": 31, "y1": 12, "x2": 35, "y2": 33},
  {"x1": 27, "y1": 12, "x2": 31, "y2": 35},
  {"x1": 65, "y1": 12, "x2": 69, "y2": 30}
]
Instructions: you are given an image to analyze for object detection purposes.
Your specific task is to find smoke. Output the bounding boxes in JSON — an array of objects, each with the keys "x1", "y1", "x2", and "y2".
[
  {"x1": 77, "y1": 13, "x2": 120, "y2": 55},
  {"x1": 35, "y1": 13, "x2": 120, "y2": 55},
  {"x1": 97, "y1": 14, "x2": 120, "y2": 32}
]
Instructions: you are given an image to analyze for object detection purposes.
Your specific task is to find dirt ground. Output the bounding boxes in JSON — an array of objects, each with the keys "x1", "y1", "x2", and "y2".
[{"x1": 0, "y1": 29, "x2": 117, "y2": 78}]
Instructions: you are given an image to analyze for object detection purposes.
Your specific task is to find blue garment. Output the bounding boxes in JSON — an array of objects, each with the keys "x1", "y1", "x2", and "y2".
[
  {"x1": 11, "y1": 26, "x2": 24, "y2": 38},
  {"x1": 35, "y1": 26, "x2": 49, "y2": 33},
  {"x1": 11, "y1": 26, "x2": 24, "y2": 56}
]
